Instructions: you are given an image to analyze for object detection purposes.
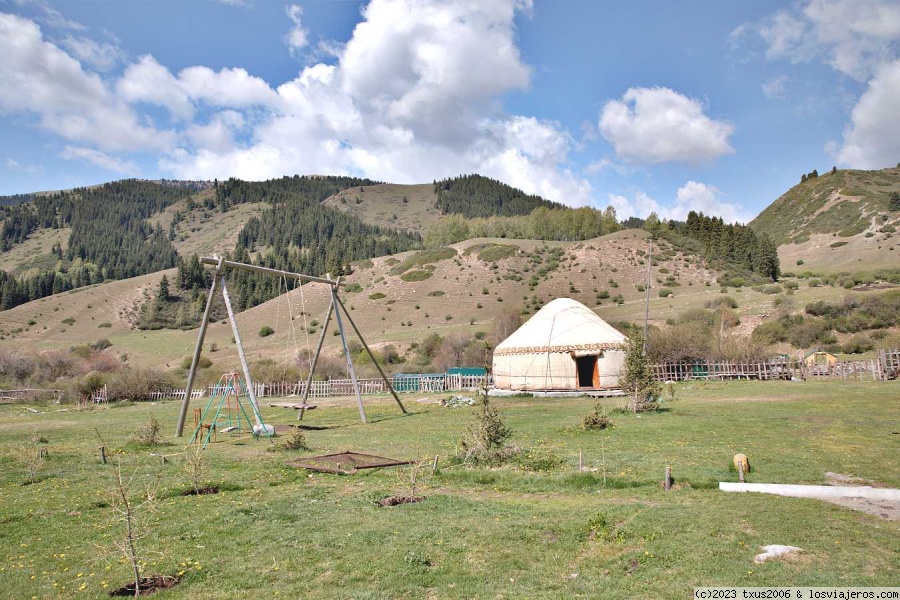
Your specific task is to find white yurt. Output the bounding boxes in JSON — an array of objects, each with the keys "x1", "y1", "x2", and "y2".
[{"x1": 492, "y1": 298, "x2": 627, "y2": 391}]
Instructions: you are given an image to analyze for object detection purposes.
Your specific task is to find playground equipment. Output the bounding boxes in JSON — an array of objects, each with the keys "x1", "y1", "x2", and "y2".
[
  {"x1": 189, "y1": 373, "x2": 272, "y2": 448},
  {"x1": 175, "y1": 255, "x2": 407, "y2": 438}
]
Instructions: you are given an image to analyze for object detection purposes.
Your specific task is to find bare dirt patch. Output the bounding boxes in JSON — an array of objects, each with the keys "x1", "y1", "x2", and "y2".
[
  {"x1": 822, "y1": 472, "x2": 900, "y2": 520},
  {"x1": 109, "y1": 575, "x2": 179, "y2": 596},
  {"x1": 377, "y1": 495, "x2": 425, "y2": 507}
]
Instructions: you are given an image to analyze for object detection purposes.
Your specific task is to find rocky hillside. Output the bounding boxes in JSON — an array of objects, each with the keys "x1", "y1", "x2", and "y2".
[{"x1": 750, "y1": 167, "x2": 900, "y2": 273}]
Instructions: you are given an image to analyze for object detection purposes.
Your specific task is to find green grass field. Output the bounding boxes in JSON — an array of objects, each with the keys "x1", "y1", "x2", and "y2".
[{"x1": 1, "y1": 380, "x2": 898, "y2": 598}]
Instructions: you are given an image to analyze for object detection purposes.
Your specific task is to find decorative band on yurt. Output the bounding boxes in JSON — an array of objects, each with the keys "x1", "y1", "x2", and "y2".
[{"x1": 493, "y1": 342, "x2": 625, "y2": 356}]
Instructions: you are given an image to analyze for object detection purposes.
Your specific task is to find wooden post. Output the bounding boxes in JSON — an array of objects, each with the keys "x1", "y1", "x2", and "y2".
[
  {"x1": 431, "y1": 455, "x2": 439, "y2": 475},
  {"x1": 579, "y1": 451, "x2": 584, "y2": 472},
  {"x1": 99, "y1": 446, "x2": 107, "y2": 464},
  {"x1": 738, "y1": 462, "x2": 745, "y2": 483},
  {"x1": 333, "y1": 293, "x2": 407, "y2": 415},
  {"x1": 176, "y1": 256, "x2": 223, "y2": 437},
  {"x1": 331, "y1": 287, "x2": 366, "y2": 424},
  {"x1": 220, "y1": 275, "x2": 264, "y2": 429},
  {"x1": 664, "y1": 466, "x2": 672, "y2": 491},
  {"x1": 300, "y1": 300, "x2": 334, "y2": 416}
]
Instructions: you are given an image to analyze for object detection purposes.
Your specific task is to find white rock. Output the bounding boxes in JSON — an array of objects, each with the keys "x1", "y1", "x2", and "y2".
[{"x1": 754, "y1": 545, "x2": 802, "y2": 563}]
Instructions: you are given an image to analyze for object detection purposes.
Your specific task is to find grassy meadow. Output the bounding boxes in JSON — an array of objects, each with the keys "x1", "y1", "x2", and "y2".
[{"x1": 1, "y1": 380, "x2": 898, "y2": 599}]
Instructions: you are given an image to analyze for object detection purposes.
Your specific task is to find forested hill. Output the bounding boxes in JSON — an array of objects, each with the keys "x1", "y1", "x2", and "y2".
[
  {"x1": 0, "y1": 180, "x2": 195, "y2": 310},
  {"x1": 0, "y1": 176, "x2": 421, "y2": 313},
  {"x1": 676, "y1": 211, "x2": 779, "y2": 281},
  {"x1": 434, "y1": 174, "x2": 563, "y2": 218},
  {"x1": 217, "y1": 177, "x2": 422, "y2": 311}
]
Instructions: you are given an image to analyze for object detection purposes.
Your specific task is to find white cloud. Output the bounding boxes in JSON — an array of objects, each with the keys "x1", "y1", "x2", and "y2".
[
  {"x1": 285, "y1": 5, "x2": 309, "y2": 56},
  {"x1": 60, "y1": 146, "x2": 139, "y2": 175},
  {"x1": 673, "y1": 181, "x2": 750, "y2": 223},
  {"x1": 214, "y1": 0, "x2": 253, "y2": 6},
  {"x1": 117, "y1": 55, "x2": 279, "y2": 121},
  {"x1": 737, "y1": 1, "x2": 900, "y2": 171},
  {"x1": 60, "y1": 34, "x2": 125, "y2": 71},
  {"x1": 608, "y1": 182, "x2": 751, "y2": 223},
  {"x1": 5, "y1": 158, "x2": 44, "y2": 175},
  {"x1": 761, "y1": 75, "x2": 789, "y2": 99},
  {"x1": 832, "y1": 58, "x2": 900, "y2": 168},
  {"x1": 0, "y1": 13, "x2": 175, "y2": 152},
  {"x1": 734, "y1": 0, "x2": 900, "y2": 81},
  {"x1": 598, "y1": 87, "x2": 734, "y2": 165},
  {"x1": 2, "y1": 3, "x2": 594, "y2": 207},
  {"x1": 606, "y1": 191, "x2": 663, "y2": 221},
  {"x1": 158, "y1": 0, "x2": 591, "y2": 206}
]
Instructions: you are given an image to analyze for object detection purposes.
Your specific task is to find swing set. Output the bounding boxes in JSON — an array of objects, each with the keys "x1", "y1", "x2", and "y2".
[
  {"x1": 174, "y1": 255, "x2": 407, "y2": 440},
  {"x1": 190, "y1": 372, "x2": 264, "y2": 448}
]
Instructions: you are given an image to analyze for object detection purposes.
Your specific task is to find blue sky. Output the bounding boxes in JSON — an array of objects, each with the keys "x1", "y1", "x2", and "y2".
[{"x1": 1, "y1": 0, "x2": 898, "y2": 223}]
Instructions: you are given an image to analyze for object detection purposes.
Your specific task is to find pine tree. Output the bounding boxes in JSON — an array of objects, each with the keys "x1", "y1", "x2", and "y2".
[
  {"x1": 889, "y1": 191, "x2": 900, "y2": 211},
  {"x1": 621, "y1": 331, "x2": 660, "y2": 413},
  {"x1": 156, "y1": 275, "x2": 171, "y2": 304}
]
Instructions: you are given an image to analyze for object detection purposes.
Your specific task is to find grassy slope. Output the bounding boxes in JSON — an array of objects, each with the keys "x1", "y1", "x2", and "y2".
[
  {"x1": 321, "y1": 182, "x2": 442, "y2": 232},
  {"x1": 750, "y1": 167, "x2": 900, "y2": 273},
  {"x1": 0, "y1": 227, "x2": 873, "y2": 371},
  {"x1": 0, "y1": 227, "x2": 70, "y2": 275},
  {"x1": 0, "y1": 380, "x2": 897, "y2": 598},
  {"x1": 147, "y1": 190, "x2": 268, "y2": 259}
]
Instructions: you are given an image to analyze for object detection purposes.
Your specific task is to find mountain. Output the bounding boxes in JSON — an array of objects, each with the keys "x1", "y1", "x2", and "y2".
[{"x1": 749, "y1": 167, "x2": 900, "y2": 273}]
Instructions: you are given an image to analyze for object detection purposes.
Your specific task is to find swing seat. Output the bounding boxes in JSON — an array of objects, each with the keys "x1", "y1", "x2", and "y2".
[{"x1": 268, "y1": 402, "x2": 318, "y2": 411}]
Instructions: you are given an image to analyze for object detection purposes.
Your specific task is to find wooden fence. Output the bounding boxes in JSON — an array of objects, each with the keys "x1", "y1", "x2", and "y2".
[
  {"x1": 650, "y1": 348, "x2": 900, "y2": 383},
  {"x1": 113, "y1": 350, "x2": 900, "y2": 402},
  {"x1": 201, "y1": 373, "x2": 492, "y2": 400},
  {"x1": 0, "y1": 388, "x2": 63, "y2": 403}
]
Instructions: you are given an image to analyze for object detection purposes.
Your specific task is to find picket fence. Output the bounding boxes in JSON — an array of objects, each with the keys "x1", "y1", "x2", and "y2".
[
  {"x1": 650, "y1": 348, "x2": 900, "y2": 383},
  {"x1": 125, "y1": 349, "x2": 900, "y2": 401}
]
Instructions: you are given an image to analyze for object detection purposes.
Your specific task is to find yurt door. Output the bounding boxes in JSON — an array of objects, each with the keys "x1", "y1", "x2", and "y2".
[
  {"x1": 575, "y1": 356, "x2": 598, "y2": 388},
  {"x1": 592, "y1": 359, "x2": 600, "y2": 388}
]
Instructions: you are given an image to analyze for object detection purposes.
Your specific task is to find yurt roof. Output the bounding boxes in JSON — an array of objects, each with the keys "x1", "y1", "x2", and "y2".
[{"x1": 494, "y1": 297, "x2": 627, "y2": 356}]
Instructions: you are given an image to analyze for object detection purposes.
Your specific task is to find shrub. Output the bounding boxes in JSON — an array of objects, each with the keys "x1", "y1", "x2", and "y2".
[
  {"x1": 517, "y1": 445, "x2": 563, "y2": 472},
  {"x1": 400, "y1": 270, "x2": 433, "y2": 282},
  {"x1": 280, "y1": 426, "x2": 309, "y2": 451},
  {"x1": 582, "y1": 404, "x2": 612, "y2": 430},
  {"x1": 259, "y1": 325, "x2": 275, "y2": 337},
  {"x1": 180, "y1": 356, "x2": 212, "y2": 370},
  {"x1": 0, "y1": 350, "x2": 36, "y2": 383},
  {"x1": 796, "y1": 259, "x2": 805, "y2": 265},
  {"x1": 658, "y1": 288, "x2": 673, "y2": 298},
  {"x1": 132, "y1": 413, "x2": 162, "y2": 446},
  {"x1": 108, "y1": 367, "x2": 177, "y2": 402},
  {"x1": 98, "y1": 322, "x2": 112, "y2": 328},
  {"x1": 704, "y1": 296, "x2": 738, "y2": 309},
  {"x1": 368, "y1": 292, "x2": 386, "y2": 300},
  {"x1": 458, "y1": 397, "x2": 516, "y2": 466},
  {"x1": 843, "y1": 334, "x2": 875, "y2": 354},
  {"x1": 91, "y1": 338, "x2": 113, "y2": 351},
  {"x1": 427, "y1": 290, "x2": 445, "y2": 297}
]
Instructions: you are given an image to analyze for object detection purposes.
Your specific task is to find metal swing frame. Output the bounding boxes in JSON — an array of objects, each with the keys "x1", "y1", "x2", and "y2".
[{"x1": 174, "y1": 255, "x2": 407, "y2": 437}]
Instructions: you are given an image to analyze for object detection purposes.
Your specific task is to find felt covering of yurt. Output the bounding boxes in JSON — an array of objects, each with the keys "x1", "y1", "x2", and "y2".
[{"x1": 492, "y1": 298, "x2": 627, "y2": 390}]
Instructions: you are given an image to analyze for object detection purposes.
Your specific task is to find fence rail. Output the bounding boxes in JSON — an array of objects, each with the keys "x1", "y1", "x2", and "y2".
[
  {"x1": 650, "y1": 348, "x2": 900, "y2": 383},
  {"x1": 0, "y1": 388, "x2": 63, "y2": 403},
  {"x1": 200, "y1": 374, "x2": 492, "y2": 400},
  {"x1": 67, "y1": 349, "x2": 900, "y2": 403}
]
